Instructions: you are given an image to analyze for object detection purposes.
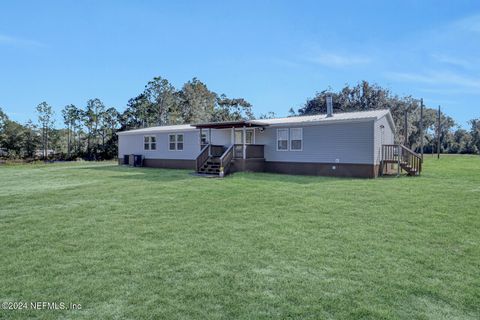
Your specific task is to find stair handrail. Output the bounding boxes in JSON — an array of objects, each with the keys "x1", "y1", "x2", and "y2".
[
  {"x1": 196, "y1": 144, "x2": 210, "y2": 172},
  {"x1": 219, "y1": 145, "x2": 234, "y2": 175},
  {"x1": 381, "y1": 144, "x2": 422, "y2": 176},
  {"x1": 399, "y1": 144, "x2": 422, "y2": 175},
  {"x1": 399, "y1": 144, "x2": 421, "y2": 159}
]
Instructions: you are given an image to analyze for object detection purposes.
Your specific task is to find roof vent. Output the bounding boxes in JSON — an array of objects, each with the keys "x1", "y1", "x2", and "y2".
[{"x1": 326, "y1": 96, "x2": 333, "y2": 117}]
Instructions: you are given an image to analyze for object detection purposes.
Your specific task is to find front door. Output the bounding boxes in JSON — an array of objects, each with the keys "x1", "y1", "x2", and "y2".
[
  {"x1": 234, "y1": 129, "x2": 254, "y2": 144},
  {"x1": 234, "y1": 129, "x2": 254, "y2": 158}
]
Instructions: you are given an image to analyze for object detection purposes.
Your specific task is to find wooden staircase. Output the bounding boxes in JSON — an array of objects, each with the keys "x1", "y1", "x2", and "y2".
[
  {"x1": 195, "y1": 144, "x2": 234, "y2": 177},
  {"x1": 381, "y1": 144, "x2": 422, "y2": 176},
  {"x1": 198, "y1": 157, "x2": 221, "y2": 175}
]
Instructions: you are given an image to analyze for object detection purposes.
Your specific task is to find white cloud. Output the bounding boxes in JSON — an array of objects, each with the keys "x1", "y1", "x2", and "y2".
[
  {"x1": 431, "y1": 54, "x2": 472, "y2": 68},
  {"x1": 306, "y1": 52, "x2": 370, "y2": 68},
  {"x1": 417, "y1": 87, "x2": 479, "y2": 95},
  {"x1": 454, "y1": 14, "x2": 480, "y2": 33},
  {"x1": 0, "y1": 34, "x2": 45, "y2": 47},
  {"x1": 387, "y1": 71, "x2": 480, "y2": 90}
]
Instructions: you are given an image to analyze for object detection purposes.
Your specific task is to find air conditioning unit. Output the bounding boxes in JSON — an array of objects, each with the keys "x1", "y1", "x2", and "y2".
[{"x1": 133, "y1": 154, "x2": 143, "y2": 167}]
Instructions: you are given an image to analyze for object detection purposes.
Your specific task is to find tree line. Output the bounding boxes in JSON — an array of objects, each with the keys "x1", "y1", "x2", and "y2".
[
  {"x1": 0, "y1": 78, "x2": 479, "y2": 160},
  {"x1": 293, "y1": 81, "x2": 480, "y2": 155},
  {"x1": 0, "y1": 76, "x2": 253, "y2": 160}
]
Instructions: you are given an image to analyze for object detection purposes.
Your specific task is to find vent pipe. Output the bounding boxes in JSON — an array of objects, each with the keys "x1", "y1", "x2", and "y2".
[{"x1": 326, "y1": 96, "x2": 333, "y2": 117}]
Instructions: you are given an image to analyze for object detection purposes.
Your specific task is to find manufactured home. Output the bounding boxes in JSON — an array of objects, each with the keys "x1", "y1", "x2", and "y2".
[{"x1": 118, "y1": 109, "x2": 422, "y2": 178}]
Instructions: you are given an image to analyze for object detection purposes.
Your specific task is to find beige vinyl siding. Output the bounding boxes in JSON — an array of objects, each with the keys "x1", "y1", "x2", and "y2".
[{"x1": 256, "y1": 120, "x2": 375, "y2": 164}]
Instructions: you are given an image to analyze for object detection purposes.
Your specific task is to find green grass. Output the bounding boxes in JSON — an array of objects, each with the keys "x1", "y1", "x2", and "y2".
[{"x1": 1, "y1": 156, "x2": 479, "y2": 319}]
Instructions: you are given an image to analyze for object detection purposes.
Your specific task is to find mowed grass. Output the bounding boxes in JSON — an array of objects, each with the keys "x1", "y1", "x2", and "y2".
[{"x1": 0, "y1": 156, "x2": 479, "y2": 319}]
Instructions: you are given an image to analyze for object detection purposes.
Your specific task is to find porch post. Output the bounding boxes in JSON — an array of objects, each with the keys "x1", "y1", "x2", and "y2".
[
  {"x1": 199, "y1": 128, "x2": 203, "y2": 149},
  {"x1": 231, "y1": 127, "x2": 234, "y2": 145},
  {"x1": 208, "y1": 128, "x2": 212, "y2": 156},
  {"x1": 242, "y1": 125, "x2": 246, "y2": 159}
]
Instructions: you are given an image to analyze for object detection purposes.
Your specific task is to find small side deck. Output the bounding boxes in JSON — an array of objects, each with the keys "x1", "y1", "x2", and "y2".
[{"x1": 381, "y1": 144, "x2": 422, "y2": 176}]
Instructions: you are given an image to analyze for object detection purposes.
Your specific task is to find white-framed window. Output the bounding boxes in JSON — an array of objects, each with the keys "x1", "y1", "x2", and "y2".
[
  {"x1": 169, "y1": 133, "x2": 184, "y2": 151},
  {"x1": 290, "y1": 128, "x2": 303, "y2": 151},
  {"x1": 144, "y1": 135, "x2": 156, "y2": 150},
  {"x1": 277, "y1": 128, "x2": 289, "y2": 151}
]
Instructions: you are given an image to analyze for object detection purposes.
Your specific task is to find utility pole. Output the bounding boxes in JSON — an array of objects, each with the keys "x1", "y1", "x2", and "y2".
[
  {"x1": 437, "y1": 105, "x2": 441, "y2": 159},
  {"x1": 420, "y1": 99, "x2": 424, "y2": 160},
  {"x1": 404, "y1": 109, "x2": 408, "y2": 147}
]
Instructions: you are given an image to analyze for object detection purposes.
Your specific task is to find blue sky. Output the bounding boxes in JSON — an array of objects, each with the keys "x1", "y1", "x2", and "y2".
[{"x1": 1, "y1": 0, "x2": 479, "y2": 128}]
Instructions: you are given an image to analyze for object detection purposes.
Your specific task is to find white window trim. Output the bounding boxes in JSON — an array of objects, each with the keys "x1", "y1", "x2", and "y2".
[
  {"x1": 168, "y1": 133, "x2": 184, "y2": 151},
  {"x1": 276, "y1": 128, "x2": 289, "y2": 151},
  {"x1": 143, "y1": 135, "x2": 157, "y2": 151},
  {"x1": 290, "y1": 128, "x2": 303, "y2": 152}
]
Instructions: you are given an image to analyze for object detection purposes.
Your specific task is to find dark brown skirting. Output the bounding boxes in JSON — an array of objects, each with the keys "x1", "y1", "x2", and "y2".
[
  {"x1": 119, "y1": 158, "x2": 195, "y2": 170},
  {"x1": 264, "y1": 161, "x2": 379, "y2": 178},
  {"x1": 143, "y1": 158, "x2": 196, "y2": 170},
  {"x1": 230, "y1": 158, "x2": 265, "y2": 173},
  {"x1": 119, "y1": 157, "x2": 379, "y2": 178}
]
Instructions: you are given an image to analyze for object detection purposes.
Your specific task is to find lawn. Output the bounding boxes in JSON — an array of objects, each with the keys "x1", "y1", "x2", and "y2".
[{"x1": 0, "y1": 156, "x2": 479, "y2": 319}]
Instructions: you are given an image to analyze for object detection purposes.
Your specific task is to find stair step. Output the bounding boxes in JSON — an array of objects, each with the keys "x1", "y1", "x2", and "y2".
[{"x1": 207, "y1": 165, "x2": 220, "y2": 169}]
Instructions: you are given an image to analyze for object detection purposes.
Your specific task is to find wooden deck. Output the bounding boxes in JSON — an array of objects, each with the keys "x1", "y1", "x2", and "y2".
[
  {"x1": 196, "y1": 144, "x2": 265, "y2": 176},
  {"x1": 381, "y1": 144, "x2": 422, "y2": 176}
]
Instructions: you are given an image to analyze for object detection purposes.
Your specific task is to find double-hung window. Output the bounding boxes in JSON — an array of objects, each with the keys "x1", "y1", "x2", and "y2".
[
  {"x1": 290, "y1": 128, "x2": 303, "y2": 151},
  {"x1": 169, "y1": 134, "x2": 184, "y2": 151},
  {"x1": 276, "y1": 128, "x2": 303, "y2": 151},
  {"x1": 277, "y1": 128, "x2": 289, "y2": 151},
  {"x1": 144, "y1": 136, "x2": 156, "y2": 150}
]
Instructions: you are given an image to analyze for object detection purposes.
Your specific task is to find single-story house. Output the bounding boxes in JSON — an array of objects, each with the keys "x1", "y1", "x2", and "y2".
[{"x1": 117, "y1": 109, "x2": 424, "y2": 178}]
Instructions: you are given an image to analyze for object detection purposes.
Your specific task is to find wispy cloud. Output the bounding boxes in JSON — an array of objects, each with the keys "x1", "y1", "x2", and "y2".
[
  {"x1": 454, "y1": 14, "x2": 480, "y2": 33},
  {"x1": 387, "y1": 71, "x2": 480, "y2": 90},
  {"x1": 417, "y1": 87, "x2": 479, "y2": 95},
  {"x1": 0, "y1": 34, "x2": 45, "y2": 47},
  {"x1": 306, "y1": 52, "x2": 370, "y2": 68},
  {"x1": 431, "y1": 54, "x2": 472, "y2": 68}
]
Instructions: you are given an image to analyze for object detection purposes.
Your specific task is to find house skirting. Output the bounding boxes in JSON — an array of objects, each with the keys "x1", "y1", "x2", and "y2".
[
  {"x1": 264, "y1": 161, "x2": 380, "y2": 178},
  {"x1": 144, "y1": 159, "x2": 196, "y2": 169},
  {"x1": 119, "y1": 157, "x2": 196, "y2": 170},
  {"x1": 119, "y1": 157, "x2": 379, "y2": 178},
  {"x1": 231, "y1": 158, "x2": 265, "y2": 173}
]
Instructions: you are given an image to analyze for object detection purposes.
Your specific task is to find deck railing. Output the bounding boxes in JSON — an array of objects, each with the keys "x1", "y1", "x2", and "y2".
[
  {"x1": 219, "y1": 145, "x2": 234, "y2": 175},
  {"x1": 399, "y1": 144, "x2": 422, "y2": 175},
  {"x1": 233, "y1": 144, "x2": 264, "y2": 159},
  {"x1": 382, "y1": 144, "x2": 399, "y2": 163},
  {"x1": 196, "y1": 144, "x2": 210, "y2": 172},
  {"x1": 210, "y1": 145, "x2": 225, "y2": 157},
  {"x1": 381, "y1": 144, "x2": 422, "y2": 175}
]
